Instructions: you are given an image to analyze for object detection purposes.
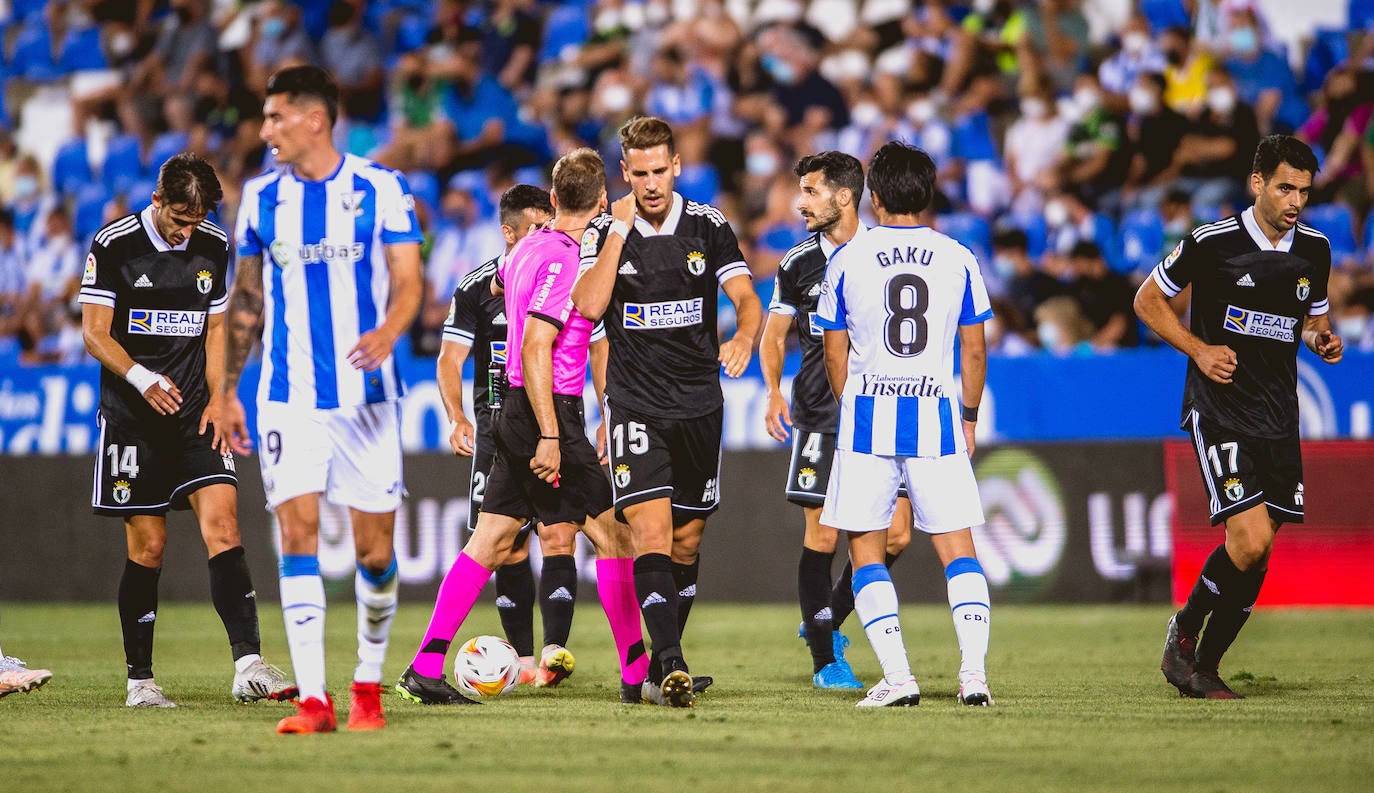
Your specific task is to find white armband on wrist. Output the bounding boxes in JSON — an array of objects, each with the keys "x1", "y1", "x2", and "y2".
[
  {"x1": 608, "y1": 219, "x2": 630, "y2": 241},
  {"x1": 124, "y1": 364, "x2": 163, "y2": 395}
]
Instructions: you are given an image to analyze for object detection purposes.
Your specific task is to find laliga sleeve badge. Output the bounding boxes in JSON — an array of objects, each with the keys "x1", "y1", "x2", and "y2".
[{"x1": 82, "y1": 253, "x2": 98, "y2": 285}]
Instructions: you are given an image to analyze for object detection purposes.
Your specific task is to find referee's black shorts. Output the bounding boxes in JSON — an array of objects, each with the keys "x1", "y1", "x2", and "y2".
[{"x1": 482, "y1": 387, "x2": 612, "y2": 527}]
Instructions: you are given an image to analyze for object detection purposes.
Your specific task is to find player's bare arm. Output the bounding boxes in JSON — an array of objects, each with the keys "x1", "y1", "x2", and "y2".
[
  {"x1": 590, "y1": 335, "x2": 609, "y2": 462},
  {"x1": 1302, "y1": 313, "x2": 1343, "y2": 364},
  {"x1": 348, "y1": 241, "x2": 422, "y2": 371},
  {"x1": 571, "y1": 194, "x2": 634, "y2": 320},
  {"x1": 82, "y1": 302, "x2": 183, "y2": 416},
  {"x1": 958, "y1": 322, "x2": 988, "y2": 457},
  {"x1": 521, "y1": 317, "x2": 562, "y2": 484},
  {"x1": 1134, "y1": 277, "x2": 1237, "y2": 384},
  {"x1": 719, "y1": 274, "x2": 761, "y2": 378},
  {"x1": 200, "y1": 311, "x2": 227, "y2": 436},
  {"x1": 760, "y1": 311, "x2": 794, "y2": 441},
  {"x1": 437, "y1": 339, "x2": 476, "y2": 456},
  {"x1": 822, "y1": 328, "x2": 850, "y2": 404},
  {"x1": 220, "y1": 253, "x2": 264, "y2": 454}
]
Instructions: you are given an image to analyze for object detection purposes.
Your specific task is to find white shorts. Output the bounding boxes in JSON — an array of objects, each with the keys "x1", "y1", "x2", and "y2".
[
  {"x1": 819, "y1": 449, "x2": 985, "y2": 534},
  {"x1": 257, "y1": 400, "x2": 404, "y2": 513}
]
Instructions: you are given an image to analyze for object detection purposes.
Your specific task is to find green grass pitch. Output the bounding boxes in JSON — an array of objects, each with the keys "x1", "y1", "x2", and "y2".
[{"x1": 3, "y1": 602, "x2": 1372, "y2": 792}]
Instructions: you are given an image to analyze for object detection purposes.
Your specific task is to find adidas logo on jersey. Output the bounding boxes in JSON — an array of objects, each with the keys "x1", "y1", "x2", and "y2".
[
  {"x1": 808, "y1": 282, "x2": 821, "y2": 297},
  {"x1": 493, "y1": 311, "x2": 507, "y2": 326},
  {"x1": 547, "y1": 586, "x2": 574, "y2": 602},
  {"x1": 134, "y1": 274, "x2": 153, "y2": 288},
  {"x1": 619, "y1": 261, "x2": 639, "y2": 275},
  {"x1": 495, "y1": 595, "x2": 517, "y2": 609},
  {"x1": 1236, "y1": 273, "x2": 1256, "y2": 287},
  {"x1": 641, "y1": 592, "x2": 667, "y2": 608},
  {"x1": 137, "y1": 611, "x2": 156, "y2": 624}
]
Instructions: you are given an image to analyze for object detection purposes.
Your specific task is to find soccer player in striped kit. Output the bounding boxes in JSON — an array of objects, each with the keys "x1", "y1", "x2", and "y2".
[
  {"x1": 219, "y1": 66, "x2": 424, "y2": 733},
  {"x1": 815, "y1": 141, "x2": 995, "y2": 708}
]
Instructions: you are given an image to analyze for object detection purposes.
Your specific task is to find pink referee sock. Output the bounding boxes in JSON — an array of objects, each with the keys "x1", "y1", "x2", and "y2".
[
  {"x1": 412, "y1": 552, "x2": 492, "y2": 678},
  {"x1": 597, "y1": 557, "x2": 649, "y2": 685}
]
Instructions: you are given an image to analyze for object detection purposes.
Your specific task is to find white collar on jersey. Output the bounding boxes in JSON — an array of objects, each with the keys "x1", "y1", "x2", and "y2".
[
  {"x1": 1240, "y1": 206, "x2": 1295, "y2": 253},
  {"x1": 633, "y1": 191, "x2": 684, "y2": 237},
  {"x1": 820, "y1": 222, "x2": 866, "y2": 258},
  {"x1": 140, "y1": 205, "x2": 191, "y2": 252}
]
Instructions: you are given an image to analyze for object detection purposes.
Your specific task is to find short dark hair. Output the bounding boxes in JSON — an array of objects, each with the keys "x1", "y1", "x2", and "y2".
[
  {"x1": 1069, "y1": 240, "x2": 1102, "y2": 260},
  {"x1": 866, "y1": 141, "x2": 936, "y2": 216},
  {"x1": 551, "y1": 148, "x2": 606, "y2": 213},
  {"x1": 265, "y1": 65, "x2": 340, "y2": 126},
  {"x1": 992, "y1": 228, "x2": 1028, "y2": 252},
  {"x1": 156, "y1": 152, "x2": 223, "y2": 214},
  {"x1": 498, "y1": 183, "x2": 554, "y2": 230},
  {"x1": 619, "y1": 116, "x2": 675, "y2": 157},
  {"x1": 794, "y1": 151, "x2": 864, "y2": 202},
  {"x1": 1252, "y1": 134, "x2": 1320, "y2": 181}
]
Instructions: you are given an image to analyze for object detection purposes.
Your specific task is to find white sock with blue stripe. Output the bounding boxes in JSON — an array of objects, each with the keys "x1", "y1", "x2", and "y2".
[
  {"x1": 945, "y1": 557, "x2": 990, "y2": 680},
  {"x1": 280, "y1": 555, "x2": 327, "y2": 701},
  {"x1": 852, "y1": 563, "x2": 911, "y2": 683},
  {"x1": 355, "y1": 558, "x2": 398, "y2": 684}
]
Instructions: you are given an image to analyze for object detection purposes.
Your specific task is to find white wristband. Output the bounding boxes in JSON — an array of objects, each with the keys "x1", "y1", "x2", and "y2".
[
  {"x1": 125, "y1": 364, "x2": 162, "y2": 395},
  {"x1": 608, "y1": 219, "x2": 630, "y2": 241}
]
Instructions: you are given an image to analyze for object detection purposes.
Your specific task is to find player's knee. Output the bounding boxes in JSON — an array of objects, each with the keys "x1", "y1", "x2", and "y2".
[
  {"x1": 1230, "y1": 540, "x2": 1271, "y2": 572},
  {"x1": 200, "y1": 516, "x2": 242, "y2": 555},
  {"x1": 885, "y1": 530, "x2": 912, "y2": 556},
  {"x1": 538, "y1": 523, "x2": 578, "y2": 556},
  {"x1": 355, "y1": 546, "x2": 395, "y2": 574},
  {"x1": 129, "y1": 539, "x2": 165, "y2": 567}
]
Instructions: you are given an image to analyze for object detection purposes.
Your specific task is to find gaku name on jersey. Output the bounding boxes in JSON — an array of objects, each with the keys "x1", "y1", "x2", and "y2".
[
  {"x1": 859, "y1": 373, "x2": 947, "y2": 398},
  {"x1": 128, "y1": 309, "x2": 206, "y2": 337},
  {"x1": 624, "y1": 298, "x2": 703, "y2": 330},
  {"x1": 1223, "y1": 305, "x2": 1297, "y2": 342}
]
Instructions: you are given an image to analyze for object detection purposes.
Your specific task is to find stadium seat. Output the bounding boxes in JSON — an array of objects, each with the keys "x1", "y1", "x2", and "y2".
[
  {"x1": 51, "y1": 138, "x2": 93, "y2": 199},
  {"x1": 102, "y1": 134, "x2": 144, "y2": 195},
  {"x1": 1301, "y1": 29, "x2": 1348, "y2": 95},
  {"x1": 1004, "y1": 211, "x2": 1048, "y2": 259},
  {"x1": 938, "y1": 212, "x2": 993, "y2": 266},
  {"x1": 145, "y1": 131, "x2": 189, "y2": 180},
  {"x1": 394, "y1": 13, "x2": 433, "y2": 55},
  {"x1": 1350, "y1": 0, "x2": 1374, "y2": 31},
  {"x1": 1302, "y1": 203, "x2": 1359, "y2": 265},
  {"x1": 404, "y1": 169, "x2": 441, "y2": 213},
  {"x1": 10, "y1": 18, "x2": 64, "y2": 82},
  {"x1": 59, "y1": 25, "x2": 107, "y2": 72},
  {"x1": 677, "y1": 163, "x2": 721, "y2": 206},
  {"x1": 540, "y1": 3, "x2": 591, "y2": 63},
  {"x1": 73, "y1": 182, "x2": 111, "y2": 240},
  {"x1": 125, "y1": 179, "x2": 155, "y2": 213},
  {"x1": 1139, "y1": 0, "x2": 1189, "y2": 32},
  {"x1": 1117, "y1": 208, "x2": 1165, "y2": 275}
]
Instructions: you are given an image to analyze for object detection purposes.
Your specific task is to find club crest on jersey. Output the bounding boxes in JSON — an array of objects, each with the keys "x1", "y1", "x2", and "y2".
[
  {"x1": 686, "y1": 250, "x2": 706, "y2": 276},
  {"x1": 82, "y1": 253, "x2": 97, "y2": 285},
  {"x1": 797, "y1": 467, "x2": 817, "y2": 490},
  {"x1": 341, "y1": 191, "x2": 366, "y2": 216},
  {"x1": 269, "y1": 239, "x2": 293, "y2": 268},
  {"x1": 113, "y1": 479, "x2": 132, "y2": 504},
  {"x1": 614, "y1": 464, "x2": 631, "y2": 488},
  {"x1": 1223, "y1": 477, "x2": 1244, "y2": 502},
  {"x1": 196, "y1": 270, "x2": 213, "y2": 294},
  {"x1": 1296, "y1": 277, "x2": 1310, "y2": 301}
]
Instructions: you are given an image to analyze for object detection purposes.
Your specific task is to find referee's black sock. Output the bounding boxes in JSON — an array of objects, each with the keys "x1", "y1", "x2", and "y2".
[
  {"x1": 1197, "y1": 564, "x2": 1267, "y2": 672},
  {"x1": 495, "y1": 558, "x2": 536, "y2": 658},
  {"x1": 1177, "y1": 544, "x2": 1242, "y2": 637},
  {"x1": 799, "y1": 547, "x2": 836, "y2": 673},
  {"x1": 208, "y1": 546, "x2": 261, "y2": 661},
  {"x1": 539, "y1": 554, "x2": 578, "y2": 649},
  {"x1": 634, "y1": 553, "x2": 682, "y2": 681},
  {"x1": 830, "y1": 553, "x2": 898, "y2": 630},
  {"x1": 119, "y1": 559, "x2": 161, "y2": 680},
  {"x1": 671, "y1": 557, "x2": 700, "y2": 636}
]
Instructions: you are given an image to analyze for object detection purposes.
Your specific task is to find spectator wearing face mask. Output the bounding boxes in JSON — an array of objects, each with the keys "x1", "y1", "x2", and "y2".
[
  {"x1": 1033, "y1": 295, "x2": 1095, "y2": 356},
  {"x1": 1159, "y1": 66, "x2": 1260, "y2": 212},
  {"x1": 1159, "y1": 25, "x2": 1214, "y2": 118},
  {"x1": 992, "y1": 228, "x2": 1063, "y2": 337},
  {"x1": 1097, "y1": 13, "x2": 1167, "y2": 113},
  {"x1": 1298, "y1": 66, "x2": 1373, "y2": 212},
  {"x1": 1004, "y1": 80, "x2": 1070, "y2": 214},
  {"x1": 1065, "y1": 240, "x2": 1137, "y2": 349},
  {"x1": 1220, "y1": 7, "x2": 1306, "y2": 134},
  {"x1": 1056, "y1": 72, "x2": 1130, "y2": 204},
  {"x1": 1121, "y1": 72, "x2": 1190, "y2": 211},
  {"x1": 132, "y1": 0, "x2": 217, "y2": 94},
  {"x1": 250, "y1": 0, "x2": 319, "y2": 90}
]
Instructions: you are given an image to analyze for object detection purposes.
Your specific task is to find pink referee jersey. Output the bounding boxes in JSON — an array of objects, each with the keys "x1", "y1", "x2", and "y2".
[{"x1": 499, "y1": 228, "x2": 595, "y2": 396}]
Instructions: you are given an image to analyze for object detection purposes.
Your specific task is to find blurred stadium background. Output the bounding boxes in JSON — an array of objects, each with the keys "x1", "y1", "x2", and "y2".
[{"x1": 0, "y1": 0, "x2": 1371, "y2": 608}]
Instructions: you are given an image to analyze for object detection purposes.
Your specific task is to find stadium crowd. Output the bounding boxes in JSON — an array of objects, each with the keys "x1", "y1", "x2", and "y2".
[{"x1": 2, "y1": 0, "x2": 1374, "y2": 367}]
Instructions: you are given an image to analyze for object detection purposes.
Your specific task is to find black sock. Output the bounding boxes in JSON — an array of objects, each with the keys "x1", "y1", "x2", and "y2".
[
  {"x1": 671, "y1": 557, "x2": 700, "y2": 637},
  {"x1": 208, "y1": 546, "x2": 261, "y2": 661},
  {"x1": 799, "y1": 547, "x2": 836, "y2": 673},
  {"x1": 119, "y1": 559, "x2": 161, "y2": 680},
  {"x1": 539, "y1": 554, "x2": 578, "y2": 648},
  {"x1": 1196, "y1": 565, "x2": 1267, "y2": 672},
  {"x1": 495, "y1": 558, "x2": 536, "y2": 657},
  {"x1": 635, "y1": 553, "x2": 682, "y2": 680},
  {"x1": 831, "y1": 553, "x2": 898, "y2": 630},
  {"x1": 1177, "y1": 544, "x2": 1241, "y2": 636}
]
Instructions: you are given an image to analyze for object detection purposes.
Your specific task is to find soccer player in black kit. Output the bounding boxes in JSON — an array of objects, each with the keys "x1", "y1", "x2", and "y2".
[
  {"x1": 761, "y1": 151, "x2": 911, "y2": 690},
  {"x1": 1135, "y1": 135, "x2": 1343, "y2": 699},
  {"x1": 573, "y1": 116, "x2": 762, "y2": 707},
  {"x1": 79, "y1": 153, "x2": 295, "y2": 708}
]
